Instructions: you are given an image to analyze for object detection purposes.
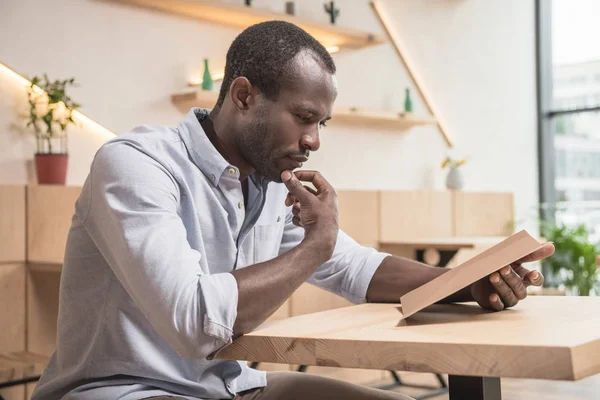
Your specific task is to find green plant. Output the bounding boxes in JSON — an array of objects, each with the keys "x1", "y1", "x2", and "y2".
[
  {"x1": 540, "y1": 220, "x2": 600, "y2": 296},
  {"x1": 26, "y1": 74, "x2": 80, "y2": 154},
  {"x1": 324, "y1": 1, "x2": 339, "y2": 24}
]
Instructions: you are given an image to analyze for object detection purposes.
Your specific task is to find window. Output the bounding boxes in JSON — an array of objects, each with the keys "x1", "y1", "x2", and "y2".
[{"x1": 538, "y1": 0, "x2": 600, "y2": 242}]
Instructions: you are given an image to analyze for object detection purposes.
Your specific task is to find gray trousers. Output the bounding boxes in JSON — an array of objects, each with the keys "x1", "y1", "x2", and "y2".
[{"x1": 144, "y1": 371, "x2": 414, "y2": 400}]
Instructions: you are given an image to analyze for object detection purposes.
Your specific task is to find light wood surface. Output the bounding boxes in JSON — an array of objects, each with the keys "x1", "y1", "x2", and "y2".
[
  {"x1": 370, "y1": 0, "x2": 453, "y2": 147},
  {"x1": 290, "y1": 284, "x2": 352, "y2": 317},
  {"x1": 27, "y1": 185, "x2": 81, "y2": 264},
  {"x1": 217, "y1": 296, "x2": 600, "y2": 381},
  {"x1": 0, "y1": 185, "x2": 26, "y2": 263},
  {"x1": 26, "y1": 268, "x2": 61, "y2": 357},
  {"x1": 0, "y1": 264, "x2": 26, "y2": 400},
  {"x1": 0, "y1": 352, "x2": 48, "y2": 385},
  {"x1": 400, "y1": 230, "x2": 542, "y2": 318},
  {"x1": 337, "y1": 190, "x2": 379, "y2": 247},
  {"x1": 453, "y1": 191, "x2": 514, "y2": 237},
  {"x1": 329, "y1": 108, "x2": 435, "y2": 130},
  {"x1": 108, "y1": 0, "x2": 384, "y2": 50},
  {"x1": 379, "y1": 191, "x2": 453, "y2": 243},
  {"x1": 171, "y1": 90, "x2": 434, "y2": 130}
]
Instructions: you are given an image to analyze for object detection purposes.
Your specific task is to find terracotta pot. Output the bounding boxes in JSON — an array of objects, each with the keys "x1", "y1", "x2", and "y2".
[{"x1": 35, "y1": 153, "x2": 68, "y2": 185}]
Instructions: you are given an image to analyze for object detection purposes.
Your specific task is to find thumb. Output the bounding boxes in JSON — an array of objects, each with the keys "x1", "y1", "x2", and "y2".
[{"x1": 281, "y1": 170, "x2": 310, "y2": 202}]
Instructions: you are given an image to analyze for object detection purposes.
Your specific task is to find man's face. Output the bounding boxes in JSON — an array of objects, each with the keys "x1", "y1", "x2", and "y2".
[{"x1": 236, "y1": 52, "x2": 337, "y2": 183}]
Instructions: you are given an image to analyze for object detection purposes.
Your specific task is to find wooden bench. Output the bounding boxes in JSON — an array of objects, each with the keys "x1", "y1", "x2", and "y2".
[{"x1": 0, "y1": 352, "x2": 48, "y2": 396}]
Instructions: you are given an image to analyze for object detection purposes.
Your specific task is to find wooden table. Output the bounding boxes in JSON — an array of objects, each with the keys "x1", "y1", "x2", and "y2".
[
  {"x1": 379, "y1": 237, "x2": 504, "y2": 267},
  {"x1": 218, "y1": 297, "x2": 600, "y2": 400}
]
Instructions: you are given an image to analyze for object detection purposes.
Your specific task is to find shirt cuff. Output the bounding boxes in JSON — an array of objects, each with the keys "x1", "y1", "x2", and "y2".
[
  {"x1": 199, "y1": 272, "x2": 238, "y2": 344},
  {"x1": 343, "y1": 249, "x2": 391, "y2": 304}
]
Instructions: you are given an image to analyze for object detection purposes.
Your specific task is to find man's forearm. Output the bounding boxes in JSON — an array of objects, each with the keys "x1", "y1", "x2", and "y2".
[
  {"x1": 366, "y1": 255, "x2": 473, "y2": 303},
  {"x1": 231, "y1": 238, "x2": 329, "y2": 337}
]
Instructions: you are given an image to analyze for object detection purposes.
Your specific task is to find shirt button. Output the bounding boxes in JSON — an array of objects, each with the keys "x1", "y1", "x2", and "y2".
[
  {"x1": 228, "y1": 168, "x2": 236, "y2": 176},
  {"x1": 238, "y1": 201, "x2": 244, "y2": 209},
  {"x1": 209, "y1": 174, "x2": 215, "y2": 181}
]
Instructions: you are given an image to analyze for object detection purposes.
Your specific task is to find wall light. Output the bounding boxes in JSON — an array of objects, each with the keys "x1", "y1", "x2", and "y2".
[{"x1": 326, "y1": 46, "x2": 340, "y2": 54}]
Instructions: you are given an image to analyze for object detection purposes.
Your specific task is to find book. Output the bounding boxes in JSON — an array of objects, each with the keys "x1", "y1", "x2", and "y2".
[{"x1": 400, "y1": 230, "x2": 545, "y2": 319}]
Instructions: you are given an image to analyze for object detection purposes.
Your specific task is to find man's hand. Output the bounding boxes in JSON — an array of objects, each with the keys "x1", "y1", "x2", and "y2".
[
  {"x1": 281, "y1": 170, "x2": 339, "y2": 263},
  {"x1": 471, "y1": 242, "x2": 555, "y2": 311}
]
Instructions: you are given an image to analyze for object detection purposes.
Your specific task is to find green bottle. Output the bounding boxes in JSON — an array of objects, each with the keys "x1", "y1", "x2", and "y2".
[
  {"x1": 404, "y1": 87, "x2": 413, "y2": 112},
  {"x1": 202, "y1": 58, "x2": 213, "y2": 91}
]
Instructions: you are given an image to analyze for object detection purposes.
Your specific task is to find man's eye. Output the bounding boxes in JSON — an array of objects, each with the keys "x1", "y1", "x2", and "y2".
[
  {"x1": 319, "y1": 121, "x2": 328, "y2": 128},
  {"x1": 297, "y1": 114, "x2": 311, "y2": 122}
]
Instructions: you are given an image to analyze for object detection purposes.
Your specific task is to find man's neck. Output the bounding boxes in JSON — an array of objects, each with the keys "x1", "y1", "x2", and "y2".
[{"x1": 200, "y1": 108, "x2": 253, "y2": 181}]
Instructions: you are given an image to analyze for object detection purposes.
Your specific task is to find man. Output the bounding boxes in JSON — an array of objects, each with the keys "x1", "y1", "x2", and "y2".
[{"x1": 31, "y1": 21, "x2": 553, "y2": 400}]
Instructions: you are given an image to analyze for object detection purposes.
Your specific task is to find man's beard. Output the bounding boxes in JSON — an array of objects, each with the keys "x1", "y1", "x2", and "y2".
[{"x1": 236, "y1": 118, "x2": 284, "y2": 182}]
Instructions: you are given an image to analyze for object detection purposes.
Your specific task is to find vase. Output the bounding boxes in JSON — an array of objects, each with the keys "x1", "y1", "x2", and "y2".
[
  {"x1": 35, "y1": 153, "x2": 68, "y2": 185},
  {"x1": 202, "y1": 58, "x2": 213, "y2": 91},
  {"x1": 404, "y1": 87, "x2": 413, "y2": 113},
  {"x1": 445, "y1": 167, "x2": 464, "y2": 190}
]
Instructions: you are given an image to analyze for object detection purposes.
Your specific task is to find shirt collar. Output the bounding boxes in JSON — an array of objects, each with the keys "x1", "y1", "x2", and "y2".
[
  {"x1": 177, "y1": 108, "x2": 238, "y2": 187},
  {"x1": 178, "y1": 108, "x2": 271, "y2": 189}
]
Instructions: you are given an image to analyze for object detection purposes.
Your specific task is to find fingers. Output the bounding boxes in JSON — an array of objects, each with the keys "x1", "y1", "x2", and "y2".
[
  {"x1": 514, "y1": 242, "x2": 555, "y2": 264},
  {"x1": 489, "y1": 271, "x2": 518, "y2": 308},
  {"x1": 488, "y1": 293, "x2": 505, "y2": 311},
  {"x1": 524, "y1": 270, "x2": 544, "y2": 287},
  {"x1": 500, "y1": 266, "x2": 527, "y2": 300},
  {"x1": 281, "y1": 170, "x2": 313, "y2": 203},
  {"x1": 291, "y1": 170, "x2": 335, "y2": 194},
  {"x1": 285, "y1": 186, "x2": 318, "y2": 207},
  {"x1": 511, "y1": 265, "x2": 545, "y2": 287}
]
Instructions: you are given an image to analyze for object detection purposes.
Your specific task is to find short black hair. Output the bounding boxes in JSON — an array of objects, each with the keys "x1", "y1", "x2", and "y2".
[{"x1": 217, "y1": 20, "x2": 336, "y2": 107}]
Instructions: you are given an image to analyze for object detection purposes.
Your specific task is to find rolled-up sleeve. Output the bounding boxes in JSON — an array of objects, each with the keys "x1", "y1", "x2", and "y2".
[
  {"x1": 79, "y1": 141, "x2": 238, "y2": 359},
  {"x1": 278, "y1": 206, "x2": 390, "y2": 304}
]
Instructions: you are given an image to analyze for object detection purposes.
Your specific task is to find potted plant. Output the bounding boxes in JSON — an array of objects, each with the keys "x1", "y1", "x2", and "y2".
[
  {"x1": 25, "y1": 74, "x2": 80, "y2": 185},
  {"x1": 441, "y1": 155, "x2": 467, "y2": 190},
  {"x1": 540, "y1": 216, "x2": 600, "y2": 296}
]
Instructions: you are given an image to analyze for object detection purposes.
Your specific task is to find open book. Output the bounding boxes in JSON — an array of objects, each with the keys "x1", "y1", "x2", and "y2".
[{"x1": 400, "y1": 230, "x2": 545, "y2": 319}]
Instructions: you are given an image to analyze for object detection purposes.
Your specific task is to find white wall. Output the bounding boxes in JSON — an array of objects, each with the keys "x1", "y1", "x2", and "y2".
[{"x1": 0, "y1": 0, "x2": 539, "y2": 232}]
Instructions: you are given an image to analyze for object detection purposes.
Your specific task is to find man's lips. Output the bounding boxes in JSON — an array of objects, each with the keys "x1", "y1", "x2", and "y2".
[{"x1": 288, "y1": 155, "x2": 309, "y2": 169}]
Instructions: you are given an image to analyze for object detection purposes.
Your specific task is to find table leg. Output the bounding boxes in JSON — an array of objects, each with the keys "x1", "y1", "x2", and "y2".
[{"x1": 448, "y1": 375, "x2": 501, "y2": 400}]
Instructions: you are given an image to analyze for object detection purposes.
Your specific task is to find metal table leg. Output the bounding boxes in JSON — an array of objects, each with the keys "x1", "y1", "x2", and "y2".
[{"x1": 448, "y1": 375, "x2": 501, "y2": 400}]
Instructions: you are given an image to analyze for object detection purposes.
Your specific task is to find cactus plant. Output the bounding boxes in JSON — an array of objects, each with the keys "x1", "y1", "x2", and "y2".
[{"x1": 324, "y1": 1, "x2": 339, "y2": 24}]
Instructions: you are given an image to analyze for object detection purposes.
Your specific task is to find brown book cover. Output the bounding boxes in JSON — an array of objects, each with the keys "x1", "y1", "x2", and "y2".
[{"x1": 400, "y1": 230, "x2": 545, "y2": 319}]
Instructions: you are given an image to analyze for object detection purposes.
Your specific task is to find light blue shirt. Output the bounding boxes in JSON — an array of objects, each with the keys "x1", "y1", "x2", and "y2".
[{"x1": 31, "y1": 108, "x2": 389, "y2": 400}]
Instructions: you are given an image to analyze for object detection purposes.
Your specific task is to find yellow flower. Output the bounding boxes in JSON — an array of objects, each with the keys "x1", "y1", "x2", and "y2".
[
  {"x1": 441, "y1": 159, "x2": 449, "y2": 168},
  {"x1": 458, "y1": 158, "x2": 467, "y2": 166}
]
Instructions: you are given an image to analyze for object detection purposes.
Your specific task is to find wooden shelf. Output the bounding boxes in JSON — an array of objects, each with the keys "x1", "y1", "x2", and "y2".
[
  {"x1": 109, "y1": 0, "x2": 384, "y2": 50},
  {"x1": 171, "y1": 90, "x2": 436, "y2": 130},
  {"x1": 28, "y1": 263, "x2": 62, "y2": 274}
]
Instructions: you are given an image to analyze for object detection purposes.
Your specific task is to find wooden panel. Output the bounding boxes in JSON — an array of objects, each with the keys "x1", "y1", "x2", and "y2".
[
  {"x1": 0, "y1": 352, "x2": 48, "y2": 384},
  {"x1": 26, "y1": 269, "x2": 61, "y2": 357},
  {"x1": 453, "y1": 192, "x2": 514, "y2": 237},
  {"x1": 218, "y1": 297, "x2": 600, "y2": 381},
  {"x1": 109, "y1": 0, "x2": 385, "y2": 50},
  {"x1": 0, "y1": 185, "x2": 26, "y2": 263},
  {"x1": 379, "y1": 191, "x2": 453, "y2": 242},
  {"x1": 290, "y1": 283, "x2": 352, "y2": 317},
  {"x1": 337, "y1": 191, "x2": 379, "y2": 247},
  {"x1": 0, "y1": 264, "x2": 26, "y2": 400},
  {"x1": 27, "y1": 185, "x2": 81, "y2": 264}
]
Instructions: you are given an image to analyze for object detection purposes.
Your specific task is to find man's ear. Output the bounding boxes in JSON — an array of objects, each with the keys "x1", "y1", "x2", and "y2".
[{"x1": 229, "y1": 77, "x2": 256, "y2": 111}]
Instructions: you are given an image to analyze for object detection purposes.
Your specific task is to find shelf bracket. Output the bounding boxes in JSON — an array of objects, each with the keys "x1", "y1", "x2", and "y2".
[{"x1": 370, "y1": 0, "x2": 454, "y2": 147}]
